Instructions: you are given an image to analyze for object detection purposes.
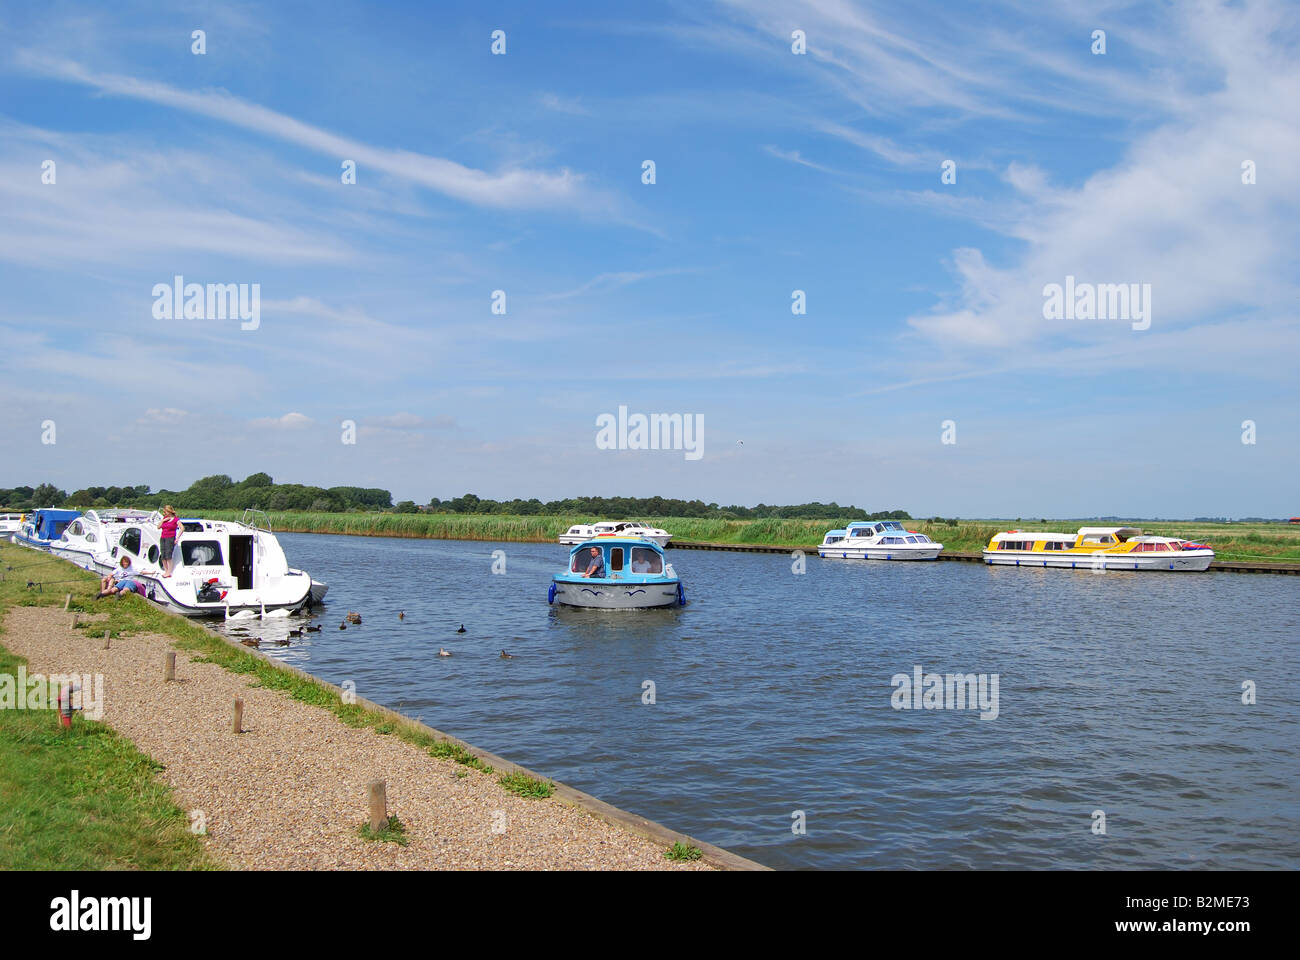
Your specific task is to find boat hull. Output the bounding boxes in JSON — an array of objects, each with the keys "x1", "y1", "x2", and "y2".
[
  {"x1": 981, "y1": 550, "x2": 1214, "y2": 572},
  {"x1": 818, "y1": 545, "x2": 943, "y2": 560},
  {"x1": 551, "y1": 577, "x2": 681, "y2": 609}
]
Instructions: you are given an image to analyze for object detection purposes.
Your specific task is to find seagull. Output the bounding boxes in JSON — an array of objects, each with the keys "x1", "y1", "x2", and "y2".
[
  {"x1": 438, "y1": 648, "x2": 452, "y2": 657},
  {"x1": 456, "y1": 624, "x2": 466, "y2": 633},
  {"x1": 499, "y1": 649, "x2": 514, "y2": 659}
]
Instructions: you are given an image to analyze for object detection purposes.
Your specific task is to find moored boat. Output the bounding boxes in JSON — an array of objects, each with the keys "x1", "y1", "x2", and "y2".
[
  {"x1": 50, "y1": 508, "x2": 156, "y2": 571},
  {"x1": 818, "y1": 520, "x2": 943, "y2": 560},
  {"x1": 13, "y1": 508, "x2": 81, "y2": 551},
  {"x1": 83, "y1": 509, "x2": 318, "y2": 616},
  {"x1": 0, "y1": 513, "x2": 24, "y2": 540},
  {"x1": 559, "y1": 520, "x2": 673, "y2": 546},
  {"x1": 549, "y1": 536, "x2": 684, "y2": 609},
  {"x1": 982, "y1": 526, "x2": 1214, "y2": 571}
]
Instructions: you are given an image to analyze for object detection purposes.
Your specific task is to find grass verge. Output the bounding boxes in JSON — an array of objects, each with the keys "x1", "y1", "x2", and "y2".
[{"x1": 0, "y1": 544, "x2": 214, "y2": 870}]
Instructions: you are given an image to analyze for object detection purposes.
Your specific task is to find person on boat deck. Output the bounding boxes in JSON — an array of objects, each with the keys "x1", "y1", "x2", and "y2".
[
  {"x1": 159, "y1": 505, "x2": 180, "y2": 577},
  {"x1": 630, "y1": 549, "x2": 654, "y2": 573},
  {"x1": 581, "y1": 546, "x2": 605, "y2": 578},
  {"x1": 99, "y1": 555, "x2": 139, "y2": 598}
]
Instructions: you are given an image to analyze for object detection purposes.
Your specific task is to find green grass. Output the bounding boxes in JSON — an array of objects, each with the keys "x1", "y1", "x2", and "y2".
[
  {"x1": 195, "y1": 510, "x2": 1300, "y2": 563},
  {"x1": 0, "y1": 550, "x2": 214, "y2": 869},
  {"x1": 429, "y1": 739, "x2": 494, "y2": 774},
  {"x1": 358, "y1": 815, "x2": 408, "y2": 845},
  {"x1": 498, "y1": 771, "x2": 555, "y2": 799},
  {"x1": 665, "y1": 841, "x2": 703, "y2": 862}
]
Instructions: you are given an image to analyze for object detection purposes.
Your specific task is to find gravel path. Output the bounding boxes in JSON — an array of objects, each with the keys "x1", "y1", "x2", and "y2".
[{"x1": 4, "y1": 607, "x2": 709, "y2": 870}]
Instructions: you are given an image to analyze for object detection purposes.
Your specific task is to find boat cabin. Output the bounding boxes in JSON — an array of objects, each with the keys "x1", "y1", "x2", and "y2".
[{"x1": 566, "y1": 538, "x2": 666, "y2": 578}]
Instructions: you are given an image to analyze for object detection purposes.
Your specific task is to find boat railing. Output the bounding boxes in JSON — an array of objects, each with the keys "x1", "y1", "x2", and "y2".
[{"x1": 241, "y1": 508, "x2": 273, "y2": 532}]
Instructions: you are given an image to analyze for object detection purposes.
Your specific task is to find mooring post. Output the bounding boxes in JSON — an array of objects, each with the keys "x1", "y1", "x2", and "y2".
[
  {"x1": 368, "y1": 780, "x2": 387, "y2": 832},
  {"x1": 103, "y1": 630, "x2": 111, "y2": 650},
  {"x1": 164, "y1": 651, "x2": 176, "y2": 682},
  {"x1": 232, "y1": 698, "x2": 244, "y2": 734},
  {"x1": 64, "y1": 593, "x2": 72, "y2": 611}
]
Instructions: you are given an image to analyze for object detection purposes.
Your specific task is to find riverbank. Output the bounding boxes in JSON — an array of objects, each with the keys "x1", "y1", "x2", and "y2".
[
  {"x1": 200, "y1": 511, "x2": 1300, "y2": 565},
  {"x1": 0, "y1": 542, "x2": 758, "y2": 870}
]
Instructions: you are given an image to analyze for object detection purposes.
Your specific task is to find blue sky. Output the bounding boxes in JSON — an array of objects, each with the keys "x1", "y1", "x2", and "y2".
[{"x1": 1, "y1": 0, "x2": 1297, "y2": 517}]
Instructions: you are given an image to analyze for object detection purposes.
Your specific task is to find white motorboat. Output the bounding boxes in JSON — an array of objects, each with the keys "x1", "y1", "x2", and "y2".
[
  {"x1": 85, "y1": 509, "x2": 319, "y2": 616},
  {"x1": 0, "y1": 513, "x2": 23, "y2": 540},
  {"x1": 559, "y1": 520, "x2": 672, "y2": 546},
  {"x1": 818, "y1": 520, "x2": 943, "y2": 560},
  {"x1": 51, "y1": 509, "x2": 156, "y2": 571}
]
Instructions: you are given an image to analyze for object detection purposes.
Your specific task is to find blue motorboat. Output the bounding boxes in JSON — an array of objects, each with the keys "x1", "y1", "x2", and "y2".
[
  {"x1": 13, "y1": 508, "x2": 82, "y2": 551},
  {"x1": 549, "y1": 536, "x2": 685, "y2": 609}
]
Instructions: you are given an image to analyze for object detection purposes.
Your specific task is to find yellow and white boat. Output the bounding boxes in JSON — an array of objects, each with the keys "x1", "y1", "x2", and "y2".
[{"x1": 983, "y1": 526, "x2": 1214, "y2": 572}]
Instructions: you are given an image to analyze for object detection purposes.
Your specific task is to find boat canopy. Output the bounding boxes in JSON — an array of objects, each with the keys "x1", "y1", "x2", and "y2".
[
  {"x1": 1077, "y1": 526, "x2": 1141, "y2": 540},
  {"x1": 31, "y1": 509, "x2": 81, "y2": 539},
  {"x1": 565, "y1": 536, "x2": 667, "y2": 576},
  {"x1": 990, "y1": 531, "x2": 1077, "y2": 542}
]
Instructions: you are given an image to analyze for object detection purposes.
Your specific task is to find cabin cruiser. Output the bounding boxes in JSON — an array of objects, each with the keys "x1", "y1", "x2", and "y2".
[
  {"x1": 13, "y1": 508, "x2": 81, "y2": 551},
  {"x1": 83, "y1": 510, "x2": 324, "y2": 616},
  {"x1": 558, "y1": 520, "x2": 672, "y2": 546},
  {"x1": 818, "y1": 520, "x2": 943, "y2": 560},
  {"x1": 982, "y1": 527, "x2": 1214, "y2": 571},
  {"x1": 549, "y1": 536, "x2": 685, "y2": 609},
  {"x1": 0, "y1": 513, "x2": 24, "y2": 540},
  {"x1": 50, "y1": 509, "x2": 156, "y2": 571}
]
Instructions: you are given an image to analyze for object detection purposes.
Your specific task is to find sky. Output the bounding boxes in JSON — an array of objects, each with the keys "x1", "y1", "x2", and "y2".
[{"x1": 1, "y1": 0, "x2": 1296, "y2": 518}]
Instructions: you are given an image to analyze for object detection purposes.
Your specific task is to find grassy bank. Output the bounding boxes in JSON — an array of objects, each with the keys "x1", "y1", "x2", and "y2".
[
  {"x1": 0, "y1": 540, "x2": 561, "y2": 870},
  {"x1": 200, "y1": 511, "x2": 1300, "y2": 563},
  {"x1": 0, "y1": 543, "x2": 214, "y2": 869}
]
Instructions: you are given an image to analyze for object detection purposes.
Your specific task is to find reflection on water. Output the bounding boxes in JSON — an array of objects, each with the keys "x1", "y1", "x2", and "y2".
[{"x1": 213, "y1": 532, "x2": 1300, "y2": 870}]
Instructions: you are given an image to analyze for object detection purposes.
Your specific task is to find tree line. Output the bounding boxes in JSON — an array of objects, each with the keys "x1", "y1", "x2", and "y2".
[{"x1": 2, "y1": 477, "x2": 911, "y2": 521}]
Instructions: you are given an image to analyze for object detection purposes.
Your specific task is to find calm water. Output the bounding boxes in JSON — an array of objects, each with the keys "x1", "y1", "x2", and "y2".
[{"x1": 222, "y1": 532, "x2": 1299, "y2": 870}]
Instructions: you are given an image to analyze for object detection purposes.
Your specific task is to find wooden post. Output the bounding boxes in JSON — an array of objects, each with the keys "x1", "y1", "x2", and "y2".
[
  {"x1": 164, "y1": 651, "x2": 176, "y2": 682},
  {"x1": 103, "y1": 631, "x2": 111, "y2": 650},
  {"x1": 368, "y1": 781, "x2": 387, "y2": 832},
  {"x1": 64, "y1": 593, "x2": 71, "y2": 611},
  {"x1": 71, "y1": 613, "x2": 80, "y2": 628},
  {"x1": 232, "y1": 698, "x2": 244, "y2": 734}
]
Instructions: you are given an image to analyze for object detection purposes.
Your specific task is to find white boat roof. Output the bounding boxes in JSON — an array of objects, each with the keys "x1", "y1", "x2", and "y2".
[{"x1": 991, "y1": 531, "x2": 1077, "y2": 541}]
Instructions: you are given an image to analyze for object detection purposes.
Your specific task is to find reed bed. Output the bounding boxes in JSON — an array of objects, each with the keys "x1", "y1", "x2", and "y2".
[{"x1": 197, "y1": 512, "x2": 1300, "y2": 562}]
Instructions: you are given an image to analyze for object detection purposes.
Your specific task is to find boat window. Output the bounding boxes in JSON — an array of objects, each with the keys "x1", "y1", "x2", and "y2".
[
  {"x1": 69, "y1": 521, "x2": 83, "y2": 536},
  {"x1": 609, "y1": 548, "x2": 624, "y2": 572},
  {"x1": 182, "y1": 541, "x2": 223, "y2": 566},
  {"x1": 182, "y1": 521, "x2": 204, "y2": 533},
  {"x1": 120, "y1": 527, "x2": 142, "y2": 556},
  {"x1": 1152, "y1": 542, "x2": 1170, "y2": 551},
  {"x1": 86, "y1": 533, "x2": 96, "y2": 543},
  {"x1": 629, "y1": 548, "x2": 662, "y2": 574},
  {"x1": 148, "y1": 545, "x2": 159, "y2": 563},
  {"x1": 906, "y1": 537, "x2": 917, "y2": 543}
]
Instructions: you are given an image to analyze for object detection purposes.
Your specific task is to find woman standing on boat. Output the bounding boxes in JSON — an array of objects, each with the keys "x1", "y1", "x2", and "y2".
[{"x1": 159, "y1": 505, "x2": 180, "y2": 577}]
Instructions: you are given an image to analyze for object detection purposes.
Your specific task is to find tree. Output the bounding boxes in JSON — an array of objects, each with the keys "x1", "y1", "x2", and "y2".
[{"x1": 32, "y1": 483, "x2": 66, "y2": 506}]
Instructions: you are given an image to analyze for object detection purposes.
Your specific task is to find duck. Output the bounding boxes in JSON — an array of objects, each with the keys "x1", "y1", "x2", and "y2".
[
  {"x1": 499, "y1": 649, "x2": 514, "y2": 659},
  {"x1": 305, "y1": 624, "x2": 322, "y2": 633},
  {"x1": 339, "y1": 621, "x2": 347, "y2": 630},
  {"x1": 398, "y1": 611, "x2": 405, "y2": 621},
  {"x1": 456, "y1": 624, "x2": 466, "y2": 633},
  {"x1": 438, "y1": 648, "x2": 452, "y2": 657},
  {"x1": 275, "y1": 638, "x2": 291, "y2": 646},
  {"x1": 240, "y1": 638, "x2": 261, "y2": 648},
  {"x1": 289, "y1": 627, "x2": 304, "y2": 638},
  {"x1": 345, "y1": 611, "x2": 362, "y2": 624}
]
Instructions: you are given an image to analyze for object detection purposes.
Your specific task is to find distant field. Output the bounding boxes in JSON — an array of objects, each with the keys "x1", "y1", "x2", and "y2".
[{"x1": 197, "y1": 511, "x2": 1300, "y2": 563}]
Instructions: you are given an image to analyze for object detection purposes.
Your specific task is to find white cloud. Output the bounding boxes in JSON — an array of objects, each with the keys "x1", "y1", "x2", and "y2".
[{"x1": 251, "y1": 412, "x2": 314, "y2": 429}]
